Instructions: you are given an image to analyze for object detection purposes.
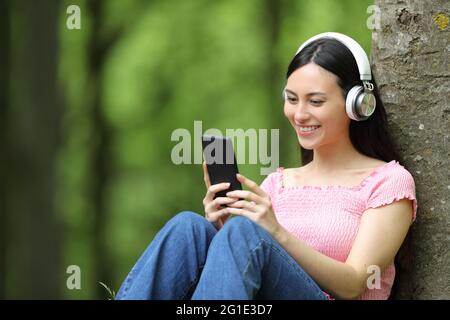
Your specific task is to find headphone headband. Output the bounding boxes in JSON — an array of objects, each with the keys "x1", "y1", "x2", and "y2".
[{"x1": 295, "y1": 32, "x2": 372, "y2": 81}]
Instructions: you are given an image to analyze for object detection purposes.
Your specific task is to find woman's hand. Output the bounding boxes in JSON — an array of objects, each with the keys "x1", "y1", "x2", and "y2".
[
  {"x1": 202, "y1": 161, "x2": 239, "y2": 230},
  {"x1": 225, "y1": 173, "x2": 282, "y2": 237}
]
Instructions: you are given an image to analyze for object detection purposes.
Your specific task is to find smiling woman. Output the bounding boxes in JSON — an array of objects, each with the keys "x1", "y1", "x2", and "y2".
[
  {"x1": 284, "y1": 34, "x2": 397, "y2": 168},
  {"x1": 114, "y1": 32, "x2": 417, "y2": 301},
  {"x1": 265, "y1": 32, "x2": 417, "y2": 299}
]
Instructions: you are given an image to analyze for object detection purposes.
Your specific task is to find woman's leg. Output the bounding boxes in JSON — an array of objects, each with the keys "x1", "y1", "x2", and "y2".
[
  {"x1": 115, "y1": 211, "x2": 217, "y2": 300},
  {"x1": 191, "y1": 216, "x2": 328, "y2": 300}
]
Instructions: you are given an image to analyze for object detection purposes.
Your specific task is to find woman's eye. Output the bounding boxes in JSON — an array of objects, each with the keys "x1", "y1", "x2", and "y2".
[
  {"x1": 287, "y1": 97, "x2": 297, "y2": 103},
  {"x1": 310, "y1": 100, "x2": 324, "y2": 106}
]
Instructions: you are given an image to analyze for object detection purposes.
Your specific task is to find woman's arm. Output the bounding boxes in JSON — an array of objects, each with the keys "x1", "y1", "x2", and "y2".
[
  {"x1": 226, "y1": 174, "x2": 413, "y2": 300},
  {"x1": 273, "y1": 198, "x2": 412, "y2": 299}
]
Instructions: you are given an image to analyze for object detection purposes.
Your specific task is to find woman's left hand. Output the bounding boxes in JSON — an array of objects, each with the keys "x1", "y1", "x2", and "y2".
[{"x1": 225, "y1": 173, "x2": 282, "y2": 237}]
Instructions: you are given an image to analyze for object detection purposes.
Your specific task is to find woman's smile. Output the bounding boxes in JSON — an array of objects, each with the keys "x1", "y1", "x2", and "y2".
[{"x1": 297, "y1": 125, "x2": 322, "y2": 137}]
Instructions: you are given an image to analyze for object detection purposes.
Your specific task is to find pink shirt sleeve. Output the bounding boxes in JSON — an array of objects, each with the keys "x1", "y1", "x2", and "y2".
[
  {"x1": 365, "y1": 165, "x2": 418, "y2": 223},
  {"x1": 260, "y1": 171, "x2": 278, "y2": 201}
]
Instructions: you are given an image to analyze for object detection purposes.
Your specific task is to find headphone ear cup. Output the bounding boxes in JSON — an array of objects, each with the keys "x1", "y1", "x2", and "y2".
[
  {"x1": 345, "y1": 86, "x2": 364, "y2": 121},
  {"x1": 356, "y1": 92, "x2": 376, "y2": 120},
  {"x1": 346, "y1": 86, "x2": 376, "y2": 121}
]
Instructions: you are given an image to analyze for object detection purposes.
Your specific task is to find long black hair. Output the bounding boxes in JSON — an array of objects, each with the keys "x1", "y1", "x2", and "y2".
[{"x1": 286, "y1": 38, "x2": 411, "y2": 299}]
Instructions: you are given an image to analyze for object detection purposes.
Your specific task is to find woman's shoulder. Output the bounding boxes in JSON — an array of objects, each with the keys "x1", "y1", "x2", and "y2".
[
  {"x1": 368, "y1": 159, "x2": 413, "y2": 178},
  {"x1": 362, "y1": 159, "x2": 416, "y2": 191},
  {"x1": 364, "y1": 159, "x2": 418, "y2": 222}
]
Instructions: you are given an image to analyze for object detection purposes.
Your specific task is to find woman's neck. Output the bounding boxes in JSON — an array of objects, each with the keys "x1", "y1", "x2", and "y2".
[{"x1": 308, "y1": 141, "x2": 365, "y2": 174}]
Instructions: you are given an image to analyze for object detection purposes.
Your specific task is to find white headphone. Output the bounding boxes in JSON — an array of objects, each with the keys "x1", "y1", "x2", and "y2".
[{"x1": 286, "y1": 32, "x2": 376, "y2": 121}]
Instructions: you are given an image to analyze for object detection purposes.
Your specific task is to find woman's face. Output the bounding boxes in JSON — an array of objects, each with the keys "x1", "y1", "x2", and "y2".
[{"x1": 283, "y1": 62, "x2": 350, "y2": 150}]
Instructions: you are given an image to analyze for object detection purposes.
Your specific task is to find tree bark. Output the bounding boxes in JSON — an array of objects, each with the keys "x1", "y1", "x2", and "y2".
[{"x1": 372, "y1": 0, "x2": 450, "y2": 299}]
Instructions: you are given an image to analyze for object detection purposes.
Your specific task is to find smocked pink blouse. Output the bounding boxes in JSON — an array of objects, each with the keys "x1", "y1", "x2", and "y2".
[{"x1": 260, "y1": 160, "x2": 417, "y2": 300}]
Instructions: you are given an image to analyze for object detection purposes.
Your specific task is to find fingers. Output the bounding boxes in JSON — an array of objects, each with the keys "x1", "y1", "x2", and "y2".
[
  {"x1": 205, "y1": 196, "x2": 238, "y2": 213},
  {"x1": 203, "y1": 184, "x2": 238, "y2": 227},
  {"x1": 203, "y1": 161, "x2": 211, "y2": 189},
  {"x1": 236, "y1": 173, "x2": 267, "y2": 198},
  {"x1": 226, "y1": 207, "x2": 252, "y2": 217},
  {"x1": 206, "y1": 207, "x2": 230, "y2": 224},
  {"x1": 204, "y1": 182, "x2": 230, "y2": 202},
  {"x1": 226, "y1": 199, "x2": 257, "y2": 211},
  {"x1": 225, "y1": 189, "x2": 260, "y2": 203}
]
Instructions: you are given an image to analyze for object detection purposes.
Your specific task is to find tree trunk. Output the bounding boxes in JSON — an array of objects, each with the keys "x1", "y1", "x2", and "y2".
[
  {"x1": 0, "y1": 0, "x2": 11, "y2": 299},
  {"x1": 8, "y1": 0, "x2": 61, "y2": 298},
  {"x1": 264, "y1": 0, "x2": 285, "y2": 162},
  {"x1": 88, "y1": 0, "x2": 116, "y2": 298},
  {"x1": 372, "y1": 0, "x2": 450, "y2": 299}
]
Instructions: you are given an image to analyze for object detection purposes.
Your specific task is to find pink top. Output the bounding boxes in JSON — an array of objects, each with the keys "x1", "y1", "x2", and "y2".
[{"x1": 260, "y1": 160, "x2": 417, "y2": 300}]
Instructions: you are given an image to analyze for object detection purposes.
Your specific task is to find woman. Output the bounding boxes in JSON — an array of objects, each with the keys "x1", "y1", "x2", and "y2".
[{"x1": 115, "y1": 32, "x2": 417, "y2": 300}]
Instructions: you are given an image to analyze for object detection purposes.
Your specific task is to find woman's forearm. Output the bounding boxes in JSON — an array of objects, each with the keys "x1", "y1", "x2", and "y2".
[{"x1": 272, "y1": 226, "x2": 366, "y2": 300}]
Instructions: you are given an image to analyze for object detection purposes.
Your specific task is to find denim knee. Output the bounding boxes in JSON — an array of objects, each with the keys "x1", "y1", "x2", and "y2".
[
  {"x1": 221, "y1": 216, "x2": 263, "y2": 237},
  {"x1": 170, "y1": 210, "x2": 214, "y2": 231}
]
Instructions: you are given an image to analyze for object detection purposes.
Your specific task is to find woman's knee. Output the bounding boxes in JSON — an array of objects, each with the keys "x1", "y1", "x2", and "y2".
[
  {"x1": 210, "y1": 216, "x2": 270, "y2": 255},
  {"x1": 221, "y1": 216, "x2": 262, "y2": 237},
  {"x1": 170, "y1": 211, "x2": 215, "y2": 231}
]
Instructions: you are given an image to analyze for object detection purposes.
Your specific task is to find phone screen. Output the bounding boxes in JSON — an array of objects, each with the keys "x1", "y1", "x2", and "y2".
[{"x1": 202, "y1": 135, "x2": 242, "y2": 199}]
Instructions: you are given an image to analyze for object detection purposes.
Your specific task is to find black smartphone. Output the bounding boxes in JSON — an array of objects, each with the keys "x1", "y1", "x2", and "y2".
[{"x1": 202, "y1": 135, "x2": 242, "y2": 199}]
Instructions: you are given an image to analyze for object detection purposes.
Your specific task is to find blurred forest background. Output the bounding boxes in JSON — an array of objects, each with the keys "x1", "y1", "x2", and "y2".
[{"x1": 0, "y1": 0, "x2": 374, "y2": 299}]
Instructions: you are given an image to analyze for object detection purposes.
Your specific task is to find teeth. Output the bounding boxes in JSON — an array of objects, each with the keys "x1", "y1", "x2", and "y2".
[{"x1": 300, "y1": 126, "x2": 320, "y2": 132}]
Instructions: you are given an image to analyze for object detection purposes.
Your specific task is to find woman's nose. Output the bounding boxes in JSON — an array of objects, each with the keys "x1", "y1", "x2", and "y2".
[{"x1": 294, "y1": 103, "x2": 310, "y2": 122}]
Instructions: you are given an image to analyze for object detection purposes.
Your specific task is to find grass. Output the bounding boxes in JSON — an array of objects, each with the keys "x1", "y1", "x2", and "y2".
[{"x1": 99, "y1": 282, "x2": 116, "y2": 300}]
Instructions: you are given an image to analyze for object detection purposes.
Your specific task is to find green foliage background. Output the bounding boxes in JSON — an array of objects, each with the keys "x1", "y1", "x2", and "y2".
[{"x1": 2, "y1": 0, "x2": 374, "y2": 299}]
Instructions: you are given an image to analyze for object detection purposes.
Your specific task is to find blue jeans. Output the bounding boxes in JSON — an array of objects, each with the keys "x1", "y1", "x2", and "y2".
[{"x1": 115, "y1": 211, "x2": 328, "y2": 300}]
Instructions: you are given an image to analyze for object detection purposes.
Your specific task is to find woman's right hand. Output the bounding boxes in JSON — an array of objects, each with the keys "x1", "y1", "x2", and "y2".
[{"x1": 202, "y1": 161, "x2": 238, "y2": 230}]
